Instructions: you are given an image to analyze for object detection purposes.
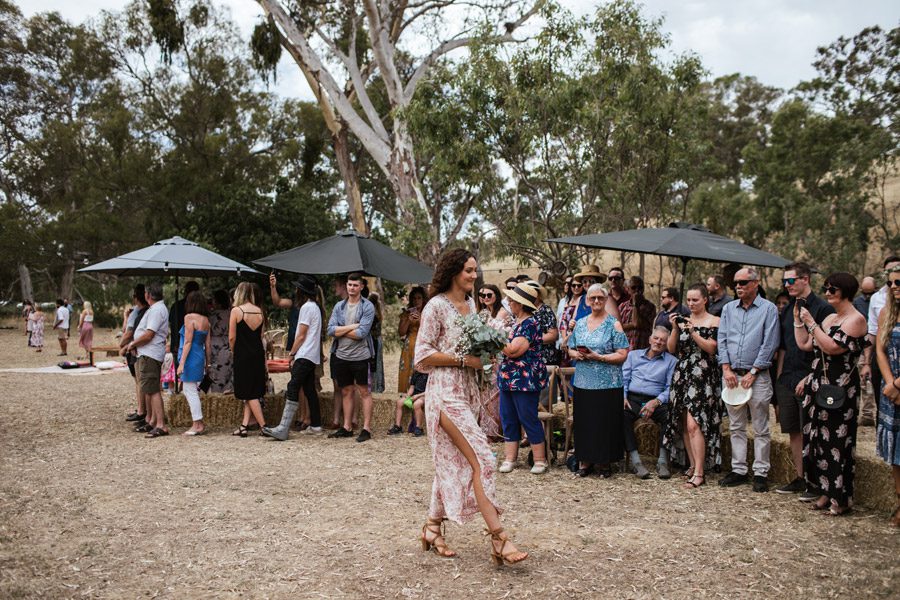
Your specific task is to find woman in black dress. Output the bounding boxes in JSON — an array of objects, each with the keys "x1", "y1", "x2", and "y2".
[
  {"x1": 663, "y1": 284, "x2": 722, "y2": 489},
  {"x1": 795, "y1": 272, "x2": 868, "y2": 515},
  {"x1": 229, "y1": 282, "x2": 267, "y2": 436}
]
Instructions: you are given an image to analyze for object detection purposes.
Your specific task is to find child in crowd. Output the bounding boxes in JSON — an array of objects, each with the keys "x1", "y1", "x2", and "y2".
[{"x1": 388, "y1": 370, "x2": 428, "y2": 436}]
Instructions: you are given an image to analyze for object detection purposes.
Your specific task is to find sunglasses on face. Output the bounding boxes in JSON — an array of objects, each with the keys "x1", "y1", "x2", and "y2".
[
  {"x1": 506, "y1": 285, "x2": 516, "y2": 290},
  {"x1": 608, "y1": 275, "x2": 623, "y2": 281},
  {"x1": 782, "y1": 277, "x2": 803, "y2": 285},
  {"x1": 588, "y1": 296, "x2": 606, "y2": 303},
  {"x1": 889, "y1": 279, "x2": 900, "y2": 288},
  {"x1": 571, "y1": 282, "x2": 583, "y2": 288},
  {"x1": 734, "y1": 279, "x2": 756, "y2": 287},
  {"x1": 478, "y1": 292, "x2": 494, "y2": 298},
  {"x1": 821, "y1": 285, "x2": 839, "y2": 295}
]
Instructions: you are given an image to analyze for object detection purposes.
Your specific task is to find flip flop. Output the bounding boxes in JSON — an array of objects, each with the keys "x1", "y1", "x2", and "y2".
[
  {"x1": 823, "y1": 506, "x2": 852, "y2": 517},
  {"x1": 182, "y1": 430, "x2": 206, "y2": 436},
  {"x1": 145, "y1": 427, "x2": 169, "y2": 438}
]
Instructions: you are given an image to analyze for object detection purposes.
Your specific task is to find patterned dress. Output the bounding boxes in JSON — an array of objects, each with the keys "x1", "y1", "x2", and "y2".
[
  {"x1": 877, "y1": 323, "x2": 900, "y2": 465},
  {"x1": 30, "y1": 312, "x2": 44, "y2": 348},
  {"x1": 415, "y1": 294, "x2": 501, "y2": 524},
  {"x1": 208, "y1": 309, "x2": 233, "y2": 393},
  {"x1": 662, "y1": 326, "x2": 723, "y2": 469},
  {"x1": 397, "y1": 313, "x2": 421, "y2": 392},
  {"x1": 532, "y1": 304, "x2": 558, "y2": 366},
  {"x1": 802, "y1": 325, "x2": 868, "y2": 507},
  {"x1": 478, "y1": 312, "x2": 508, "y2": 441},
  {"x1": 558, "y1": 301, "x2": 579, "y2": 367}
]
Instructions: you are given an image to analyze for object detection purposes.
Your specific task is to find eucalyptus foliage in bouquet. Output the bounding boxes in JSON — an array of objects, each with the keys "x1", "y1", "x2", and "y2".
[{"x1": 453, "y1": 311, "x2": 508, "y2": 386}]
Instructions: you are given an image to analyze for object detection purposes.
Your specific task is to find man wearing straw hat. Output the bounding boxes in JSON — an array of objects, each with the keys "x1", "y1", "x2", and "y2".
[{"x1": 717, "y1": 267, "x2": 780, "y2": 493}]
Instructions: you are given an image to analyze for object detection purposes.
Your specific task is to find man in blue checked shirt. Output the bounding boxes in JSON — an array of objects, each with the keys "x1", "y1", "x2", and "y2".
[
  {"x1": 717, "y1": 266, "x2": 781, "y2": 493},
  {"x1": 622, "y1": 327, "x2": 677, "y2": 480}
]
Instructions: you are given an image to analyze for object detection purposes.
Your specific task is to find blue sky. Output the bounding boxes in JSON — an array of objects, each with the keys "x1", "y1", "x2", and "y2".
[{"x1": 22, "y1": 0, "x2": 899, "y2": 98}]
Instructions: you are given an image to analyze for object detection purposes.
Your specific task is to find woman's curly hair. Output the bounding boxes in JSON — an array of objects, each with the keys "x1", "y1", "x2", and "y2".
[{"x1": 430, "y1": 248, "x2": 475, "y2": 298}]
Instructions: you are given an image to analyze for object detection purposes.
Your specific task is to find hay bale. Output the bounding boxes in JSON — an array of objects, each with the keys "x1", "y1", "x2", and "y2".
[{"x1": 165, "y1": 390, "x2": 403, "y2": 430}]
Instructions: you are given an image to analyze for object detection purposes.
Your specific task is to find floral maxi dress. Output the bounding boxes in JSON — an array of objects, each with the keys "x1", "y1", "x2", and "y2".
[
  {"x1": 415, "y1": 294, "x2": 501, "y2": 524},
  {"x1": 802, "y1": 325, "x2": 868, "y2": 507},
  {"x1": 663, "y1": 326, "x2": 723, "y2": 469}
]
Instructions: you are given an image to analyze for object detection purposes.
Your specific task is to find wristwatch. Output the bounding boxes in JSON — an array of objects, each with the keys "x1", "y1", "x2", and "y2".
[{"x1": 749, "y1": 367, "x2": 759, "y2": 376}]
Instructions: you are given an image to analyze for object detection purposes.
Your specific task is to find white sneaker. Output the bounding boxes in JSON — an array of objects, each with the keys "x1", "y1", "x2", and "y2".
[
  {"x1": 498, "y1": 460, "x2": 516, "y2": 473},
  {"x1": 531, "y1": 461, "x2": 548, "y2": 474},
  {"x1": 300, "y1": 426, "x2": 323, "y2": 435}
]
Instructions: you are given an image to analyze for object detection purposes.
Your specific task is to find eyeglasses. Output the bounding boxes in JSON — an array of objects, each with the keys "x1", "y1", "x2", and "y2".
[
  {"x1": 608, "y1": 275, "x2": 624, "y2": 281},
  {"x1": 821, "y1": 285, "x2": 839, "y2": 295},
  {"x1": 478, "y1": 292, "x2": 494, "y2": 298},
  {"x1": 588, "y1": 296, "x2": 606, "y2": 303},
  {"x1": 734, "y1": 279, "x2": 756, "y2": 287}
]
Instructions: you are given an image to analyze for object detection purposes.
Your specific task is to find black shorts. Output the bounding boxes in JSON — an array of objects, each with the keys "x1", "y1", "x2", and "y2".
[
  {"x1": 332, "y1": 356, "x2": 370, "y2": 387},
  {"x1": 775, "y1": 383, "x2": 803, "y2": 434},
  {"x1": 411, "y1": 371, "x2": 429, "y2": 395}
]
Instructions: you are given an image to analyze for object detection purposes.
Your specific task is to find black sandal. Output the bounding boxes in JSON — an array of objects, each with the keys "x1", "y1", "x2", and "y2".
[
  {"x1": 145, "y1": 427, "x2": 169, "y2": 438},
  {"x1": 232, "y1": 424, "x2": 249, "y2": 438},
  {"x1": 134, "y1": 423, "x2": 153, "y2": 433}
]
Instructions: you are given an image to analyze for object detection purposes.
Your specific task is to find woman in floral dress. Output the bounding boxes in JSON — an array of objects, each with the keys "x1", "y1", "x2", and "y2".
[
  {"x1": 476, "y1": 284, "x2": 505, "y2": 441},
  {"x1": 795, "y1": 273, "x2": 868, "y2": 516},
  {"x1": 663, "y1": 284, "x2": 722, "y2": 489},
  {"x1": 30, "y1": 305, "x2": 45, "y2": 352},
  {"x1": 874, "y1": 264, "x2": 900, "y2": 526},
  {"x1": 415, "y1": 248, "x2": 527, "y2": 565},
  {"x1": 208, "y1": 289, "x2": 234, "y2": 393}
]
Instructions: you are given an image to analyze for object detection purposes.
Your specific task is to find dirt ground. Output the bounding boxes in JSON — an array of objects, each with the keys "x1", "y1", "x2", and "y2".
[{"x1": 0, "y1": 323, "x2": 898, "y2": 599}]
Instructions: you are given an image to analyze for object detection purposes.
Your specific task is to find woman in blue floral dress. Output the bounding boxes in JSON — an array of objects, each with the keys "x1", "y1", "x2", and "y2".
[
  {"x1": 567, "y1": 283, "x2": 630, "y2": 478},
  {"x1": 874, "y1": 264, "x2": 900, "y2": 526},
  {"x1": 497, "y1": 282, "x2": 549, "y2": 474}
]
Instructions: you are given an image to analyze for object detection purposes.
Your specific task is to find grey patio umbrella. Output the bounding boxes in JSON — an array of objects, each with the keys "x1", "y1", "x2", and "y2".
[
  {"x1": 79, "y1": 236, "x2": 261, "y2": 278},
  {"x1": 253, "y1": 229, "x2": 433, "y2": 283},
  {"x1": 548, "y1": 222, "x2": 789, "y2": 294}
]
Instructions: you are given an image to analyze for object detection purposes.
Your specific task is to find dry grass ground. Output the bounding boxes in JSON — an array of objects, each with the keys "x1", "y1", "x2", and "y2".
[{"x1": 0, "y1": 324, "x2": 898, "y2": 599}]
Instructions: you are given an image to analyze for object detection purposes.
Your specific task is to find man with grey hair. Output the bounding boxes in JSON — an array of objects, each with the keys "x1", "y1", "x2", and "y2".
[
  {"x1": 124, "y1": 282, "x2": 169, "y2": 437},
  {"x1": 622, "y1": 326, "x2": 677, "y2": 479},
  {"x1": 717, "y1": 266, "x2": 780, "y2": 492}
]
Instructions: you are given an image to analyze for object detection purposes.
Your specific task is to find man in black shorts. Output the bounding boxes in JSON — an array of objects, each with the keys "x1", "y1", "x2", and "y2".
[
  {"x1": 326, "y1": 273, "x2": 376, "y2": 442},
  {"x1": 775, "y1": 262, "x2": 834, "y2": 498}
]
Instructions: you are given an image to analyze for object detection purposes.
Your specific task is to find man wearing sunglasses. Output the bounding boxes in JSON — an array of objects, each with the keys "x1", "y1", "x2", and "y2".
[
  {"x1": 717, "y1": 267, "x2": 780, "y2": 493},
  {"x1": 862, "y1": 255, "x2": 900, "y2": 426},
  {"x1": 775, "y1": 262, "x2": 834, "y2": 497}
]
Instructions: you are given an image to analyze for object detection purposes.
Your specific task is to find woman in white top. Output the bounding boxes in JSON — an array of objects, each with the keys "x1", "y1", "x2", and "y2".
[{"x1": 78, "y1": 301, "x2": 94, "y2": 356}]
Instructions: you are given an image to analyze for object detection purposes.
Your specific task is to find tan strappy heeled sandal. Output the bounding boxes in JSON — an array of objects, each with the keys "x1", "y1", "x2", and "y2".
[
  {"x1": 486, "y1": 527, "x2": 528, "y2": 566},
  {"x1": 421, "y1": 518, "x2": 457, "y2": 558}
]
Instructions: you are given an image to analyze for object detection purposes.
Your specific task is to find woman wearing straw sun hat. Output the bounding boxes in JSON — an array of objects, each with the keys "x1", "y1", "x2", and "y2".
[{"x1": 497, "y1": 282, "x2": 549, "y2": 474}]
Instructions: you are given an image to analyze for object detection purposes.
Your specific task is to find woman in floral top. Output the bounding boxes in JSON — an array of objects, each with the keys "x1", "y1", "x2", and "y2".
[
  {"x1": 568, "y1": 283, "x2": 630, "y2": 478},
  {"x1": 497, "y1": 282, "x2": 549, "y2": 475}
]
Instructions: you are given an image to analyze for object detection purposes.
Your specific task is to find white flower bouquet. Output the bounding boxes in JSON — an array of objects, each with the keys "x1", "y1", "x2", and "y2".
[{"x1": 453, "y1": 311, "x2": 508, "y2": 386}]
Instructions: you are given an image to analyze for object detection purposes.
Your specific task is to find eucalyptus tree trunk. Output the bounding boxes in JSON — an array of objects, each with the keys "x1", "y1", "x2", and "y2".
[{"x1": 18, "y1": 264, "x2": 33, "y2": 303}]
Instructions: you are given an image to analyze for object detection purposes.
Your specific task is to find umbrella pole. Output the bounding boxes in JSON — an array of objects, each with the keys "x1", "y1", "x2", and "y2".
[{"x1": 679, "y1": 258, "x2": 689, "y2": 299}]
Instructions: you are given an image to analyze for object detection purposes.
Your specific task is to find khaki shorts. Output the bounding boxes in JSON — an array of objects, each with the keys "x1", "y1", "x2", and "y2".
[
  {"x1": 57, "y1": 328, "x2": 68, "y2": 340},
  {"x1": 137, "y1": 356, "x2": 162, "y2": 394}
]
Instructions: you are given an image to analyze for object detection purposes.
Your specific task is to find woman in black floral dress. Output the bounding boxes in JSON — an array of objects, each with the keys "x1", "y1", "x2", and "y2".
[
  {"x1": 663, "y1": 284, "x2": 722, "y2": 489},
  {"x1": 795, "y1": 273, "x2": 868, "y2": 516}
]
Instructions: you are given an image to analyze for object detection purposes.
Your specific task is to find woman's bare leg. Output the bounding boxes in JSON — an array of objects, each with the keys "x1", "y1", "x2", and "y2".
[
  {"x1": 248, "y1": 399, "x2": 266, "y2": 428},
  {"x1": 685, "y1": 413, "x2": 706, "y2": 477},
  {"x1": 438, "y1": 412, "x2": 526, "y2": 561},
  {"x1": 681, "y1": 412, "x2": 694, "y2": 474}
]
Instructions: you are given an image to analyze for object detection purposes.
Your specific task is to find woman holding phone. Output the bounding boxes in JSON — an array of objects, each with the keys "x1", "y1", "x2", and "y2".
[{"x1": 567, "y1": 283, "x2": 630, "y2": 478}]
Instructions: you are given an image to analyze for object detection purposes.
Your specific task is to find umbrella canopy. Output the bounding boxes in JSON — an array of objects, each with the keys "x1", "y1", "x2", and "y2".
[
  {"x1": 78, "y1": 236, "x2": 261, "y2": 277},
  {"x1": 253, "y1": 230, "x2": 433, "y2": 283},
  {"x1": 548, "y1": 222, "x2": 789, "y2": 268},
  {"x1": 548, "y1": 222, "x2": 789, "y2": 295}
]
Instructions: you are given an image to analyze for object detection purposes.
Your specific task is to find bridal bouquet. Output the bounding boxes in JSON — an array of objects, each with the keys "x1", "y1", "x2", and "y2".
[{"x1": 453, "y1": 311, "x2": 509, "y2": 386}]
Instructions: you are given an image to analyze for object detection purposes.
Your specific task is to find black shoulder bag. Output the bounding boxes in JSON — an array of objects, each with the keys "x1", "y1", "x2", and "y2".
[{"x1": 814, "y1": 345, "x2": 853, "y2": 410}]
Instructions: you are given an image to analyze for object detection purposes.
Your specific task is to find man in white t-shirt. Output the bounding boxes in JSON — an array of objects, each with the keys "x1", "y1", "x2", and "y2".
[
  {"x1": 264, "y1": 276, "x2": 324, "y2": 441},
  {"x1": 54, "y1": 298, "x2": 70, "y2": 356},
  {"x1": 125, "y1": 282, "x2": 170, "y2": 437}
]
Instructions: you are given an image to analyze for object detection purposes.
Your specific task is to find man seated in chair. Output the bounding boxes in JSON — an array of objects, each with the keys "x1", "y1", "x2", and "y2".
[{"x1": 622, "y1": 326, "x2": 677, "y2": 480}]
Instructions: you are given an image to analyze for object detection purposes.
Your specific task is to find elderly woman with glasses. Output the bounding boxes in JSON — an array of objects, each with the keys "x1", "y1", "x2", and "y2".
[
  {"x1": 567, "y1": 283, "x2": 630, "y2": 478},
  {"x1": 795, "y1": 273, "x2": 868, "y2": 516}
]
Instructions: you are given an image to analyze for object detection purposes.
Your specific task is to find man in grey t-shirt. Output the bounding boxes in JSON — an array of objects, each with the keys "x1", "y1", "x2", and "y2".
[
  {"x1": 125, "y1": 282, "x2": 169, "y2": 437},
  {"x1": 326, "y1": 273, "x2": 376, "y2": 442}
]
